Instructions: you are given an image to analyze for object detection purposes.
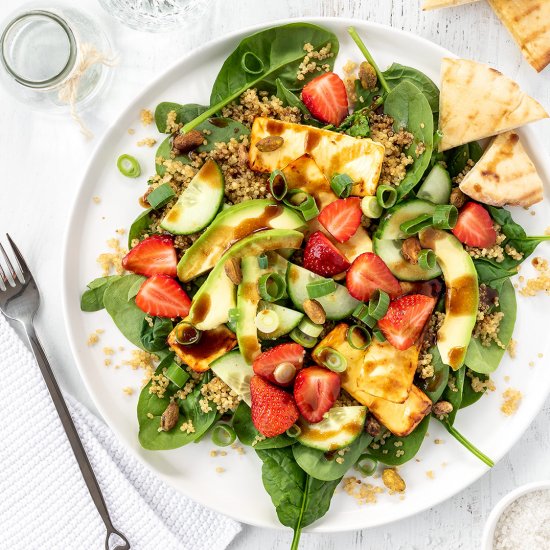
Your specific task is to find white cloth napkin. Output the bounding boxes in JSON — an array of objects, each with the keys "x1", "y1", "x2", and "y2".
[{"x1": 0, "y1": 316, "x2": 241, "y2": 550}]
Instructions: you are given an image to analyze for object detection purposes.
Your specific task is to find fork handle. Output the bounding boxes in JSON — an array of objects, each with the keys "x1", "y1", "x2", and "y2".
[{"x1": 22, "y1": 322, "x2": 129, "y2": 549}]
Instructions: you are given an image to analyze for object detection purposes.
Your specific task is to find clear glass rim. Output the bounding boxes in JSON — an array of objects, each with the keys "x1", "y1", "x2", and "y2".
[{"x1": 0, "y1": 10, "x2": 77, "y2": 89}]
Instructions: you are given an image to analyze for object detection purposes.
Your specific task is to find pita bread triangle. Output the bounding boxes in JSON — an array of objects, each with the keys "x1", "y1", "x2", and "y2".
[
  {"x1": 439, "y1": 58, "x2": 548, "y2": 151},
  {"x1": 488, "y1": 0, "x2": 550, "y2": 72},
  {"x1": 459, "y1": 131, "x2": 544, "y2": 207},
  {"x1": 423, "y1": 0, "x2": 480, "y2": 10}
]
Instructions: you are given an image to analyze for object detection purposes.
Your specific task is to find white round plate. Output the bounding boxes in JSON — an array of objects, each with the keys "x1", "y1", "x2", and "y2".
[{"x1": 62, "y1": 17, "x2": 550, "y2": 532}]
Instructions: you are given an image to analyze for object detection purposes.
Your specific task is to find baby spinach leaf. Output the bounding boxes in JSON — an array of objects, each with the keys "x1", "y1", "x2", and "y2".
[
  {"x1": 103, "y1": 275, "x2": 147, "y2": 349},
  {"x1": 446, "y1": 141, "x2": 483, "y2": 178},
  {"x1": 367, "y1": 415, "x2": 430, "y2": 466},
  {"x1": 138, "y1": 366, "x2": 217, "y2": 451},
  {"x1": 461, "y1": 370, "x2": 489, "y2": 409},
  {"x1": 474, "y1": 260, "x2": 517, "y2": 286},
  {"x1": 154, "y1": 102, "x2": 208, "y2": 133},
  {"x1": 384, "y1": 81, "x2": 434, "y2": 199},
  {"x1": 292, "y1": 432, "x2": 372, "y2": 481},
  {"x1": 232, "y1": 402, "x2": 293, "y2": 449},
  {"x1": 256, "y1": 447, "x2": 340, "y2": 549},
  {"x1": 438, "y1": 419, "x2": 494, "y2": 467},
  {"x1": 416, "y1": 346, "x2": 450, "y2": 403},
  {"x1": 441, "y1": 366, "x2": 465, "y2": 425},
  {"x1": 80, "y1": 275, "x2": 121, "y2": 312},
  {"x1": 275, "y1": 78, "x2": 323, "y2": 128},
  {"x1": 383, "y1": 63, "x2": 439, "y2": 113},
  {"x1": 465, "y1": 278, "x2": 516, "y2": 375},
  {"x1": 140, "y1": 317, "x2": 173, "y2": 352},
  {"x1": 128, "y1": 208, "x2": 153, "y2": 248},
  {"x1": 183, "y1": 23, "x2": 339, "y2": 132}
]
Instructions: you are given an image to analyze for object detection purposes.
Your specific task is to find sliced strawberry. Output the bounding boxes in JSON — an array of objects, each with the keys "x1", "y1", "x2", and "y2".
[
  {"x1": 318, "y1": 198, "x2": 362, "y2": 243},
  {"x1": 301, "y1": 72, "x2": 349, "y2": 126},
  {"x1": 452, "y1": 202, "x2": 497, "y2": 248},
  {"x1": 303, "y1": 231, "x2": 351, "y2": 277},
  {"x1": 346, "y1": 252, "x2": 401, "y2": 302},
  {"x1": 250, "y1": 375, "x2": 300, "y2": 437},
  {"x1": 378, "y1": 294, "x2": 436, "y2": 351},
  {"x1": 253, "y1": 343, "x2": 305, "y2": 387},
  {"x1": 293, "y1": 366, "x2": 341, "y2": 423},
  {"x1": 122, "y1": 235, "x2": 177, "y2": 277},
  {"x1": 135, "y1": 274, "x2": 191, "y2": 318}
]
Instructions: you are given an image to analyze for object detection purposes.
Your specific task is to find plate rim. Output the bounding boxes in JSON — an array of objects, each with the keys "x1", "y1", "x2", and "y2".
[{"x1": 61, "y1": 15, "x2": 550, "y2": 533}]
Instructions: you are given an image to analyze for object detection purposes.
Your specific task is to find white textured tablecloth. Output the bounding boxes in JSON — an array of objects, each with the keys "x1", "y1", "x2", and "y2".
[{"x1": 0, "y1": 316, "x2": 241, "y2": 550}]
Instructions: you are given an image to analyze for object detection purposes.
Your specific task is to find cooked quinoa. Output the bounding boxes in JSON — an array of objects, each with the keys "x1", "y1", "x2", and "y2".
[
  {"x1": 501, "y1": 388, "x2": 522, "y2": 416},
  {"x1": 472, "y1": 287, "x2": 505, "y2": 349},
  {"x1": 137, "y1": 137, "x2": 157, "y2": 147},
  {"x1": 97, "y1": 238, "x2": 127, "y2": 276},
  {"x1": 140, "y1": 108, "x2": 154, "y2": 126},
  {"x1": 296, "y1": 42, "x2": 334, "y2": 81},
  {"x1": 519, "y1": 257, "x2": 550, "y2": 296},
  {"x1": 343, "y1": 476, "x2": 384, "y2": 504}
]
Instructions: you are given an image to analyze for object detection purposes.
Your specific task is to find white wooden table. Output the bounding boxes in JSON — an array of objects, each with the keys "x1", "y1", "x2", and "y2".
[{"x1": 1, "y1": 1, "x2": 549, "y2": 548}]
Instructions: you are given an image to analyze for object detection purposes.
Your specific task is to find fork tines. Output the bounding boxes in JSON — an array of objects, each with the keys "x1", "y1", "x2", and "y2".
[{"x1": 0, "y1": 234, "x2": 25, "y2": 290}]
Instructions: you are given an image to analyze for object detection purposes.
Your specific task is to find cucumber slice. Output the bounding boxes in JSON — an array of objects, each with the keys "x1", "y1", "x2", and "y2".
[
  {"x1": 373, "y1": 199, "x2": 442, "y2": 281},
  {"x1": 287, "y1": 264, "x2": 359, "y2": 321},
  {"x1": 160, "y1": 159, "x2": 224, "y2": 235},
  {"x1": 416, "y1": 164, "x2": 452, "y2": 205},
  {"x1": 210, "y1": 350, "x2": 253, "y2": 406},
  {"x1": 257, "y1": 300, "x2": 304, "y2": 340},
  {"x1": 296, "y1": 406, "x2": 367, "y2": 451}
]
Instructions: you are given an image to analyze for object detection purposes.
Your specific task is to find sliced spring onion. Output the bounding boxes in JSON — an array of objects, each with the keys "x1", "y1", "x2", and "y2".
[
  {"x1": 255, "y1": 309, "x2": 280, "y2": 334},
  {"x1": 399, "y1": 213, "x2": 433, "y2": 236},
  {"x1": 315, "y1": 347, "x2": 348, "y2": 373},
  {"x1": 165, "y1": 362, "x2": 190, "y2": 388},
  {"x1": 211, "y1": 424, "x2": 237, "y2": 447},
  {"x1": 117, "y1": 154, "x2": 141, "y2": 178},
  {"x1": 228, "y1": 308, "x2": 240, "y2": 323},
  {"x1": 368, "y1": 290, "x2": 390, "y2": 320},
  {"x1": 226, "y1": 320, "x2": 237, "y2": 333},
  {"x1": 298, "y1": 318, "x2": 324, "y2": 338},
  {"x1": 283, "y1": 189, "x2": 319, "y2": 221},
  {"x1": 147, "y1": 183, "x2": 176, "y2": 210},
  {"x1": 352, "y1": 303, "x2": 377, "y2": 328},
  {"x1": 361, "y1": 196, "x2": 383, "y2": 219},
  {"x1": 330, "y1": 173, "x2": 354, "y2": 198},
  {"x1": 373, "y1": 328, "x2": 386, "y2": 342},
  {"x1": 258, "y1": 273, "x2": 286, "y2": 302},
  {"x1": 432, "y1": 204, "x2": 458, "y2": 230},
  {"x1": 286, "y1": 424, "x2": 302, "y2": 438},
  {"x1": 174, "y1": 321, "x2": 201, "y2": 346},
  {"x1": 306, "y1": 278, "x2": 336, "y2": 299},
  {"x1": 268, "y1": 169, "x2": 287, "y2": 200},
  {"x1": 376, "y1": 185, "x2": 397, "y2": 209},
  {"x1": 258, "y1": 254, "x2": 268, "y2": 269},
  {"x1": 418, "y1": 249, "x2": 437, "y2": 270},
  {"x1": 346, "y1": 325, "x2": 372, "y2": 350},
  {"x1": 290, "y1": 327, "x2": 317, "y2": 348},
  {"x1": 355, "y1": 453, "x2": 378, "y2": 476},
  {"x1": 240, "y1": 51, "x2": 264, "y2": 75}
]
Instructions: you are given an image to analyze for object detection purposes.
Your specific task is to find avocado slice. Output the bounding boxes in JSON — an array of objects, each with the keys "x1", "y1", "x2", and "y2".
[
  {"x1": 419, "y1": 227, "x2": 479, "y2": 370},
  {"x1": 187, "y1": 229, "x2": 304, "y2": 330},
  {"x1": 177, "y1": 199, "x2": 306, "y2": 282}
]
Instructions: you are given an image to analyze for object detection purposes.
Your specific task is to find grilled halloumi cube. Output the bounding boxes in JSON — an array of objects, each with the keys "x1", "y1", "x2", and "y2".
[
  {"x1": 168, "y1": 324, "x2": 237, "y2": 372},
  {"x1": 249, "y1": 118, "x2": 385, "y2": 196}
]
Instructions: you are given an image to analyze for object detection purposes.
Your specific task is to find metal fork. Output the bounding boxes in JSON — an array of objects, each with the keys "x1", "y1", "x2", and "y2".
[{"x1": 0, "y1": 235, "x2": 130, "y2": 550}]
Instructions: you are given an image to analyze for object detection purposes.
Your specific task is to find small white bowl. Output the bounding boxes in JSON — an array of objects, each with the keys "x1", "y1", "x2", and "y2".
[{"x1": 482, "y1": 480, "x2": 550, "y2": 550}]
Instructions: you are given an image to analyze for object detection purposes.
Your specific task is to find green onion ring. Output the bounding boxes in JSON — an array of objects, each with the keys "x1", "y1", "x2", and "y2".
[
  {"x1": 355, "y1": 453, "x2": 378, "y2": 476},
  {"x1": 269, "y1": 169, "x2": 288, "y2": 200},
  {"x1": 315, "y1": 347, "x2": 348, "y2": 373},
  {"x1": 286, "y1": 424, "x2": 302, "y2": 438},
  {"x1": 307, "y1": 278, "x2": 336, "y2": 299},
  {"x1": 432, "y1": 204, "x2": 458, "y2": 230},
  {"x1": 117, "y1": 154, "x2": 141, "y2": 178},
  {"x1": 174, "y1": 321, "x2": 201, "y2": 346},
  {"x1": 352, "y1": 303, "x2": 377, "y2": 328},
  {"x1": 211, "y1": 424, "x2": 237, "y2": 447},
  {"x1": 368, "y1": 290, "x2": 390, "y2": 320},
  {"x1": 376, "y1": 185, "x2": 397, "y2": 209},
  {"x1": 373, "y1": 328, "x2": 386, "y2": 342},
  {"x1": 240, "y1": 51, "x2": 265, "y2": 75},
  {"x1": 346, "y1": 325, "x2": 372, "y2": 350},
  {"x1": 361, "y1": 196, "x2": 383, "y2": 219},
  {"x1": 258, "y1": 273, "x2": 286, "y2": 302},
  {"x1": 399, "y1": 213, "x2": 433, "y2": 236},
  {"x1": 165, "y1": 362, "x2": 189, "y2": 388},
  {"x1": 289, "y1": 327, "x2": 317, "y2": 348},
  {"x1": 330, "y1": 173, "x2": 354, "y2": 198},
  {"x1": 283, "y1": 189, "x2": 319, "y2": 221},
  {"x1": 418, "y1": 249, "x2": 437, "y2": 270},
  {"x1": 258, "y1": 254, "x2": 269, "y2": 269},
  {"x1": 228, "y1": 308, "x2": 240, "y2": 323}
]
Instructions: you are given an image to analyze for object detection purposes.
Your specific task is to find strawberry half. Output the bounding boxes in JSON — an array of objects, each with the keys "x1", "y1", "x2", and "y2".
[
  {"x1": 378, "y1": 294, "x2": 436, "y2": 351},
  {"x1": 122, "y1": 235, "x2": 177, "y2": 277},
  {"x1": 302, "y1": 72, "x2": 349, "y2": 126},
  {"x1": 318, "y1": 197, "x2": 362, "y2": 243},
  {"x1": 303, "y1": 231, "x2": 351, "y2": 277},
  {"x1": 452, "y1": 202, "x2": 497, "y2": 248},
  {"x1": 135, "y1": 274, "x2": 191, "y2": 318},
  {"x1": 250, "y1": 375, "x2": 300, "y2": 437},
  {"x1": 346, "y1": 252, "x2": 401, "y2": 302},
  {"x1": 293, "y1": 366, "x2": 341, "y2": 424},
  {"x1": 253, "y1": 343, "x2": 305, "y2": 387}
]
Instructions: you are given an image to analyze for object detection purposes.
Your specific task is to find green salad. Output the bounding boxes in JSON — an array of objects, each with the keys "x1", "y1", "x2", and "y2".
[{"x1": 81, "y1": 23, "x2": 549, "y2": 548}]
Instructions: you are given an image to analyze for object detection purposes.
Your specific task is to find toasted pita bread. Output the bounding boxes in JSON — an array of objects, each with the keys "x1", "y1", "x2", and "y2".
[
  {"x1": 439, "y1": 58, "x2": 548, "y2": 151},
  {"x1": 488, "y1": 0, "x2": 550, "y2": 72},
  {"x1": 459, "y1": 131, "x2": 544, "y2": 207},
  {"x1": 423, "y1": 0, "x2": 480, "y2": 10}
]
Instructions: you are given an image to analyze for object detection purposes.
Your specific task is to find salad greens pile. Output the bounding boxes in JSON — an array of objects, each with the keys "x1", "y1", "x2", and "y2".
[{"x1": 81, "y1": 23, "x2": 550, "y2": 548}]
